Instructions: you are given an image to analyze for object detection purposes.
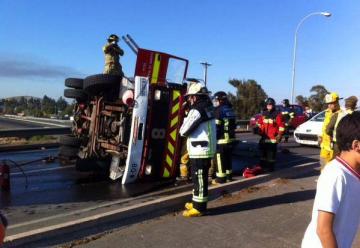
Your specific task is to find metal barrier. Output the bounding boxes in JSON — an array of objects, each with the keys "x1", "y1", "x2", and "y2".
[
  {"x1": 236, "y1": 119, "x2": 251, "y2": 132},
  {"x1": 0, "y1": 120, "x2": 250, "y2": 138},
  {"x1": 0, "y1": 127, "x2": 71, "y2": 138}
]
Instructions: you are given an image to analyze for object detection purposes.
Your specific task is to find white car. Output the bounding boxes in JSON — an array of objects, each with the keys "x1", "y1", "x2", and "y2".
[{"x1": 294, "y1": 111, "x2": 325, "y2": 146}]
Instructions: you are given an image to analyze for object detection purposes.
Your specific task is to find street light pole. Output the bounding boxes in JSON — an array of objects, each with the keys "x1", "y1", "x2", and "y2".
[
  {"x1": 200, "y1": 62, "x2": 212, "y2": 87},
  {"x1": 291, "y1": 11, "x2": 331, "y2": 104}
]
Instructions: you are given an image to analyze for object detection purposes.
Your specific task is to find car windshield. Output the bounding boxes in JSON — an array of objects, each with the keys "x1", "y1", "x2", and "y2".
[{"x1": 311, "y1": 111, "x2": 325, "y2": 122}]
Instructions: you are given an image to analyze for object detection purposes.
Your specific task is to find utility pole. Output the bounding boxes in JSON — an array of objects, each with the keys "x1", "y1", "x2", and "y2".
[{"x1": 200, "y1": 62, "x2": 212, "y2": 87}]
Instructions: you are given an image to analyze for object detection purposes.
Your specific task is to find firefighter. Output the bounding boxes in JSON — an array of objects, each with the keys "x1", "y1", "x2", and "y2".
[
  {"x1": 212, "y1": 91, "x2": 237, "y2": 184},
  {"x1": 179, "y1": 81, "x2": 216, "y2": 217},
  {"x1": 281, "y1": 99, "x2": 295, "y2": 143},
  {"x1": 178, "y1": 79, "x2": 200, "y2": 181},
  {"x1": 326, "y1": 95, "x2": 358, "y2": 159},
  {"x1": 103, "y1": 34, "x2": 124, "y2": 76},
  {"x1": 256, "y1": 98, "x2": 285, "y2": 172},
  {"x1": 319, "y1": 92, "x2": 341, "y2": 170}
]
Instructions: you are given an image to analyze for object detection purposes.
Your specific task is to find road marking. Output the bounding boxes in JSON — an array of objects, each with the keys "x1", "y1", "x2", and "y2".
[
  {"x1": 1, "y1": 116, "x2": 69, "y2": 127},
  {"x1": 7, "y1": 183, "x2": 192, "y2": 229},
  {"x1": 5, "y1": 160, "x2": 319, "y2": 243},
  {"x1": 7, "y1": 160, "x2": 319, "y2": 231}
]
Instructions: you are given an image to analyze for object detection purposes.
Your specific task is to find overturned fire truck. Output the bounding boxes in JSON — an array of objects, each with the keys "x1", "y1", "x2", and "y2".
[{"x1": 61, "y1": 35, "x2": 188, "y2": 184}]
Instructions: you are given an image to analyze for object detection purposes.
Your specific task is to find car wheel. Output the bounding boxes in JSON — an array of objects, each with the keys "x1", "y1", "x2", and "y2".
[
  {"x1": 65, "y1": 78, "x2": 83, "y2": 89},
  {"x1": 83, "y1": 74, "x2": 122, "y2": 95}
]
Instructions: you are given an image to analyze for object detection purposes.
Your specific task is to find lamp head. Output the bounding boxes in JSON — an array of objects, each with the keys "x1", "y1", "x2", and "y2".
[{"x1": 321, "y1": 12, "x2": 332, "y2": 17}]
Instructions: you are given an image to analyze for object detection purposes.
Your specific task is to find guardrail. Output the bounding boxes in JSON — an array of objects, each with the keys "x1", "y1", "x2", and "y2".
[
  {"x1": 2, "y1": 115, "x2": 71, "y2": 127},
  {"x1": 0, "y1": 127, "x2": 71, "y2": 138},
  {"x1": 0, "y1": 120, "x2": 250, "y2": 138}
]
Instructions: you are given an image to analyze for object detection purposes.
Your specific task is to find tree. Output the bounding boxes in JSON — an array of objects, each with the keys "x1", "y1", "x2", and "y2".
[
  {"x1": 295, "y1": 95, "x2": 308, "y2": 107},
  {"x1": 41, "y1": 95, "x2": 56, "y2": 116},
  {"x1": 308, "y1": 85, "x2": 329, "y2": 112},
  {"x1": 228, "y1": 79, "x2": 268, "y2": 119},
  {"x1": 56, "y1": 97, "x2": 68, "y2": 113}
]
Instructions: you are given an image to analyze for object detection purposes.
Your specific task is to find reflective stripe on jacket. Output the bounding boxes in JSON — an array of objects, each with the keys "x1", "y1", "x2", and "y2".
[
  {"x1": 281, "y1": 106, "x2": 295, "y2": 126},
  {"x1": 180, "y1": 99, "x2": 216, "y2": 159},
  {"x1": 215, "y1": 103, "x2": 236, "y2": 144},
  {"x1": 257, "y1": 110, "x2": 285, "y2": 144}
]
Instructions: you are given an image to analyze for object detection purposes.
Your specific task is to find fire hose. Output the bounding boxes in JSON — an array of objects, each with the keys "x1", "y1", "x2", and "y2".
[{"x1": 0, "y1": 156, "x2": 56, "y2": 191}]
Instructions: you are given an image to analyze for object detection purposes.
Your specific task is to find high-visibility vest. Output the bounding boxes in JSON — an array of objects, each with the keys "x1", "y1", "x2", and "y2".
[
  {"x1": 321, "y1": 109, "x2": 334, "y2": 151},
  {"x1": 333, "y1": 109, "x2": 353, "y2": 142}
]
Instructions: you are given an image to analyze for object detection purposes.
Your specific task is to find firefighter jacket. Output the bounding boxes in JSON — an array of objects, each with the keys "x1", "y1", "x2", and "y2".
[
  {"x1": 320, "y1": 109, "x2": 340, "y2": 151},
  {"x1": 281, "y1": 106, "x2": 295, "y2": 126},
  {"x1": 215, "y1": 103, "x2": 236, "y2": 144},
  {"x1": 180, "y1": 98, "x2": 216, "y2": 159},
  {"x1": 325, "y1": 108, "x2": 351, "y2": 143},
  {"x1": 103, "y1": 42, "x2": 124, "y2": 75},
  {"x1": 257, "y1": 110, "x2": 285, "y2": 143}
]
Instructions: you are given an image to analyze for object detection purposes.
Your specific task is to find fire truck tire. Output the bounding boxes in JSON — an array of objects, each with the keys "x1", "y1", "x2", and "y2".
[
  {"x1": 59, "y1": 135, "x2": 81, "y2": 147},
  {"x1": 59, "y1": 145, "x2": 79, "y2": 157},
  {"x1": 65, "y1": 78, "x2": 83, "y2": 89},
  {"x1": 64, "y1": 89, "x2": 87, "y2": 101},
  {"x1": 83, "y1": 74, "x2": 122, "y2": 95}
]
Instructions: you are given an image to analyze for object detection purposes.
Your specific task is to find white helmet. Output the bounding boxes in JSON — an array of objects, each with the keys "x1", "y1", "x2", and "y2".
[{"x1": 185, "y1": 82, "x2": 209, "y2": 96}]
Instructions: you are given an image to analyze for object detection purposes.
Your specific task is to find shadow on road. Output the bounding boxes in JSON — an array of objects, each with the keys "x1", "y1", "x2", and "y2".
[{"x1": 208, "y1": 189, "x2": 316, "y2": 216}]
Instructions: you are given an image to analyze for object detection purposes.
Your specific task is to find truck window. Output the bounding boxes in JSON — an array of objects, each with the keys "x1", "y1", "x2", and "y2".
[{"x1": 166, "y1": 58, "x2": 187, "y2": 84}]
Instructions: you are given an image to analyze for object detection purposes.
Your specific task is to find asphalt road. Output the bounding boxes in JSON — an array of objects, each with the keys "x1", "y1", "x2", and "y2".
[
  {"x1": 0, "y1": 116, "x2": 43, "y2": 129},
  {"x1": 0, "y1": 134, "x2": 322, "y2": 247},
  {"x1": 1, "y1": 134, "x2": 318, "y2": 223},
  {"x1": 0, "y1": 116, "x2": 70, "y2": 129},
  {"x1": 73, "y1": 170, "x2": 360, "y2": 248}
]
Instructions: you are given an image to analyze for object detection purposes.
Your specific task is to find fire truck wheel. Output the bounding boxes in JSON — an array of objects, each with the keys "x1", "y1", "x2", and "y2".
[
  {"x1": 83, "y1": 74, "x2": 122, "y2": 95},
  {"x1": 64, "y1": 89, "x2": 88, "y2": 101},
  {"x1": 59, "y1": 135, "x2": 81, "y2": 147},
  {"x1": 65, "y1": 78, "x2": 83, "y2": 89},
  {"x1": 59, "y1": 145, "x2": 79, "y2": 157}
]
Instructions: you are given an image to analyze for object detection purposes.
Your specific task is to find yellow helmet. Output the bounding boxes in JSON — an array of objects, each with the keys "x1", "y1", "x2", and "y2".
[{"x1": 325, "y1": 92, "x2": 340, "y2": 104}]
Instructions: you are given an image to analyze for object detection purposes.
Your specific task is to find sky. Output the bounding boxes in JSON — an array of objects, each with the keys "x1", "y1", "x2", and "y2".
[{"x1": 0, "y1": 0, "x2": 359, "y2": 103}]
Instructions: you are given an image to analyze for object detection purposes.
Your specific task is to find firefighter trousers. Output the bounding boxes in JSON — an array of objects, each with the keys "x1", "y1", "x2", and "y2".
[
  {"x1": 284, "y1": 124, "x2": 290, "y2": 141},
  {"x1": 259, "y1": 142, "x2": 277, "y2": 171},
  {"x1": 190, "y1": 158, "x2": 210, "y2": 212},
  {"x1": 320, "y1": 148, "x2": 333, "y2": 171},
  {"x1": 215, "y1": 144, "x2": 233, "y2": 183}
]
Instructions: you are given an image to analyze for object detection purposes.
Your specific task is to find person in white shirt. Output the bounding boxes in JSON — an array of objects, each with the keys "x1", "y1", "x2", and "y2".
[{"x1": 302, "y1": 111, "x2": 360, "y2": 248}]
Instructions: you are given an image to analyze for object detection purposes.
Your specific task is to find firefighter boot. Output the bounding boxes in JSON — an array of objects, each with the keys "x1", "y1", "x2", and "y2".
[
  {"x1": 185, "y1": 202, "x2": 193, "y2": 210},
  {"x1": 183, "y1": 208, "x2": 203, "y2": 217},
  {"x1": 178, "y1": 164, "x2": 189, "y2": 181}
]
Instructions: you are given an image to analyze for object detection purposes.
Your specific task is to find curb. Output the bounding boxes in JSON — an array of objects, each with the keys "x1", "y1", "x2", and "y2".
[
  {"x1": 4, "y1": 161, "x2": 319, "y2": 247},
  {"x1": 0, "y1": 143, "x2": 59, "y2": 152}
]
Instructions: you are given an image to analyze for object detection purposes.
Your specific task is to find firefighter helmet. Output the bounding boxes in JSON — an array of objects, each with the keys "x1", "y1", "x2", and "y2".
[
  {"x1": 107, "y1": 34, "x2": 119, "y2": 43},
  {"x1": 265, "y1": 98, "x2": 276, "y2": 106},
  {"x1": 282, "y1": 99, "x2": 290, "y2": 106},
  {"x1": 185, "y1": 82, "x2": 209, "y2": 96},
  {"x1": 214, "y1": 91, "x2": 228, "y2": 101},
  {"x1": 325, "y1": 92, "x2": 340, "y2": 104}
]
